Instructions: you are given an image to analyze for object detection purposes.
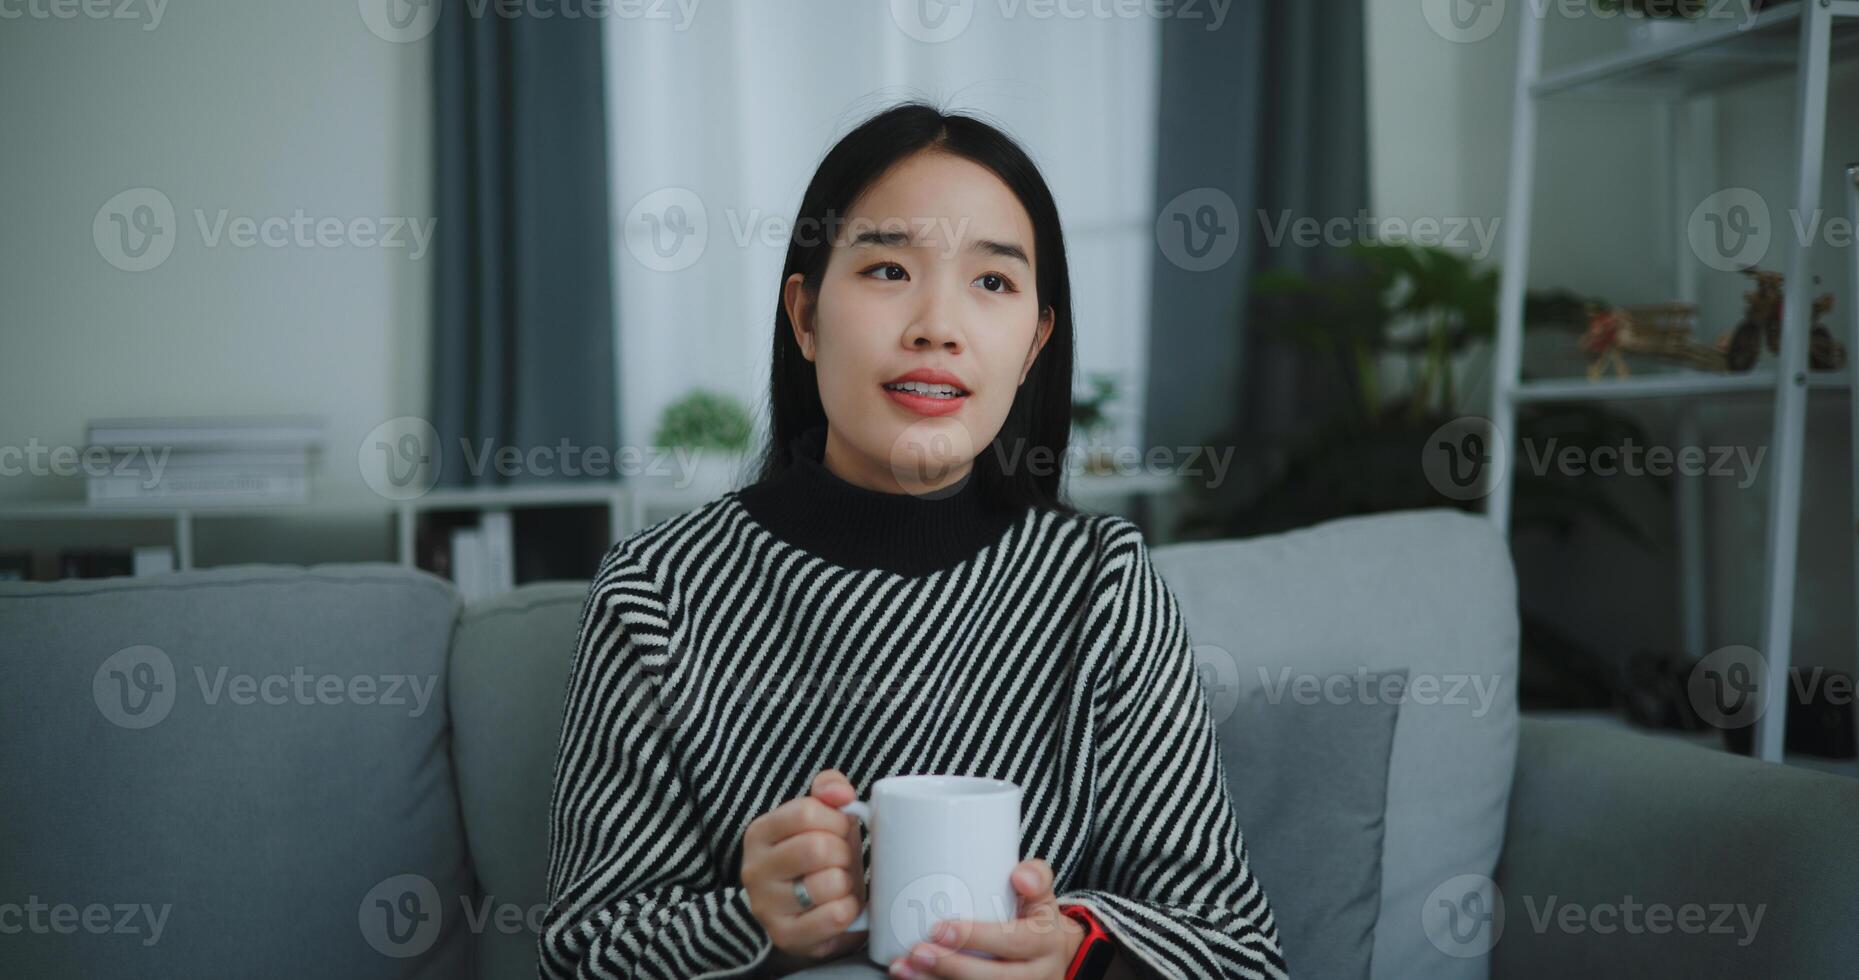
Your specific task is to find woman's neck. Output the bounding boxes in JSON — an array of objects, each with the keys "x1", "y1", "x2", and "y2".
[{"x1": 736, "y1": 424, "x2": 1027, "y2": 577}]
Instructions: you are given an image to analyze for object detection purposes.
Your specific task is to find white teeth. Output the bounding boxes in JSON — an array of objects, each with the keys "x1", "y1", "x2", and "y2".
[{"x1": 884, "y1": 381, "x2": 964, "y2": 398}]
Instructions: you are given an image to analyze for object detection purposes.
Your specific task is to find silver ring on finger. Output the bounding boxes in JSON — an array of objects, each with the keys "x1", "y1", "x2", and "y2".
[{"x1": 792, "y1": 877, "x2": 815, "y2": 912}]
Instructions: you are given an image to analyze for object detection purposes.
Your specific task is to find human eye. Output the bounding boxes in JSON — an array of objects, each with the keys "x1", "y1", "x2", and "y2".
[
  {"x1": 861, "y1": 262, "x2": 909, "y2": 282},
  {"x1": 974, "y1": 272, "x2": 1019, "y2": 294}
]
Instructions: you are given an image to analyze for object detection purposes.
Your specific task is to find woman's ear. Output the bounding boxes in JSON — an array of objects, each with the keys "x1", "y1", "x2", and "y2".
[
  {"x1": 784, "y1": 273, "x2": 817, "y2": 361},
  {"x1": 1019, "y1": 305, "x2": 1055, "y2": 385}
]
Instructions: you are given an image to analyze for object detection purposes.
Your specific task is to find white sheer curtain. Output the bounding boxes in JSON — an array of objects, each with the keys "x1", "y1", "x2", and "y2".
[{"x1": 604, "y1": 1, "x2": 1159, "y2": 459}]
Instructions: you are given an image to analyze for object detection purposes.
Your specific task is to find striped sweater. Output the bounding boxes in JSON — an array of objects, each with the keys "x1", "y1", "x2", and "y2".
[{"x1": 538, "y1": 446, "x2": 1287, "y2": 980}]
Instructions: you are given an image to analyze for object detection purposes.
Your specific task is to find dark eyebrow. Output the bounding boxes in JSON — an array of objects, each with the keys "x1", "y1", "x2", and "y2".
[{"x1": 847, "y1": 228, "x2": 1030, "y2": 269}]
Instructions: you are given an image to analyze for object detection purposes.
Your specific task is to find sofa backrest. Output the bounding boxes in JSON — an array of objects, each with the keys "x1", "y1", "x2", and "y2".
[
  {"x1": 447, "y1": 581, "x2": 588, "y2": 980},
  {"x1": 0, "y1": 564, "x2": 474, "y2": 980},
  {"x1": 450, "y1": 507, "x2": 1520, "y2": 980},
  {"x1": 1151, "y1": 508, "x2": 1519, "y2": 980}
]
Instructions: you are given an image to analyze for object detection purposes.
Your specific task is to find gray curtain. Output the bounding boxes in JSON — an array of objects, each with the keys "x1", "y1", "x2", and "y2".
[
  {"x1": 1144, "y1": 0, "x2": 1369, "y2": 518},
  {"x1": 431, "y1": 0, "x2": 616, "y2": 490}
]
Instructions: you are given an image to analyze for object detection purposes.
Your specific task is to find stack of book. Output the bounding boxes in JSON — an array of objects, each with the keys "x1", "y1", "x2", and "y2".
[
  {"x1": 85, "y1": 416, "x2": 324, "y2": 507},
  {"x1": 448, "y1": 510, "x2": 514, "y2": 600}
]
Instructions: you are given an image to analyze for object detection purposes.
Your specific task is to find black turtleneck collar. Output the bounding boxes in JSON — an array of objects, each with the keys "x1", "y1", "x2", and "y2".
[{"x1": 736, "y1": 425, "x2": 1028, "y2": 577}]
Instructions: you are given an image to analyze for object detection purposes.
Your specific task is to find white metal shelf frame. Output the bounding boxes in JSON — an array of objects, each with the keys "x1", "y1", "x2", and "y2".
[{"x1": 1487, "y1": 1, "x2": 1859, "y2": 763}]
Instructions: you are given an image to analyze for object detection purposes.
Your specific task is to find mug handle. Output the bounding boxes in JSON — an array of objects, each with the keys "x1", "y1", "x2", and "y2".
[{"x1": 838, "y1": 800, "x2": 871, "y2": 933}]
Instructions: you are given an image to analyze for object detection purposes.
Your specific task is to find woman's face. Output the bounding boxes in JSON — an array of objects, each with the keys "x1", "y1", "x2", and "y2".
[{"x1": 784, "y1": 150, "x2": 1053, "y2": 496}]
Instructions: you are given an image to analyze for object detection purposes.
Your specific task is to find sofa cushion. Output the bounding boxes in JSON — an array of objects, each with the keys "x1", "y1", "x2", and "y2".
[
  {"x1": 447, "y1": 581, "x2": 587, "y2": 980},
  {"x1": 0, "y1": 565, "x2": 473, "y2": 980},
  {"x1": 1215, "y1": 671, "x2": 1404, "y2": 979},
  {"x1": 1152, "y1": 508, "x2": 1519, "y2": 980}
]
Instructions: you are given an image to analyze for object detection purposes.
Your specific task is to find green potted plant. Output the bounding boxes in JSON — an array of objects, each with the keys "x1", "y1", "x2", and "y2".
[
  {"x1": 651, "y1": 389, "x2": 754, "y2": 496},
  {"x1": 1071, "y1": 372, "x2": 1123, "y2": 475},
  {"x1": 1179, "y1": 241, "x2": 1661, "y2": 547}
]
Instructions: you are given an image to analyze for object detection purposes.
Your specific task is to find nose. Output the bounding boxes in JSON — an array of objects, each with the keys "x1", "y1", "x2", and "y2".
[{"x1": 903, "y1": 284, "x2": 963, "y2": 353}]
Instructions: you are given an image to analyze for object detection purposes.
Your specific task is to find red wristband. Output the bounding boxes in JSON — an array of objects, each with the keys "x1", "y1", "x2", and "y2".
[{"x1": 1058, "y1": 902, "x2": 1113, "y2": 980}]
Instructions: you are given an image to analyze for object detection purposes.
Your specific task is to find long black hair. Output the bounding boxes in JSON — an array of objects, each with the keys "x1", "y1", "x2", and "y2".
[{"x1": 754, "y1": 100, "x2": 1077, "y2": 515}]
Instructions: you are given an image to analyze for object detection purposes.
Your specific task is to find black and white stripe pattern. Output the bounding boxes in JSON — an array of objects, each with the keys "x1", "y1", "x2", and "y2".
[{"x1": 538, "y1": 493, "x2": 1288, "y2": 979}]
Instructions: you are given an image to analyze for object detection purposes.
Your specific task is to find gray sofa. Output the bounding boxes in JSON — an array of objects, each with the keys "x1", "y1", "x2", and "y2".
[{"x1": 3, "y1": 508, "x2": 1854, "y2": 979}]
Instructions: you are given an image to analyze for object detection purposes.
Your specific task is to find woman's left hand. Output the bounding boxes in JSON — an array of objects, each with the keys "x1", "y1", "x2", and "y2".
[{"x1": 887, "y1": 858, "x2": 1085, "y2": 979}]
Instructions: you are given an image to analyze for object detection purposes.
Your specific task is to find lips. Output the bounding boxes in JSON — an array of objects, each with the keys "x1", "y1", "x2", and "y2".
[{"x1": 881, "y1": 368, "x2": 970, "y2": 417}]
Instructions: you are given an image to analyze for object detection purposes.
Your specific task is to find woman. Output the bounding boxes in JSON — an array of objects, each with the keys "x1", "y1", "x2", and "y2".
[{"x1": 538, "y1": 101, "x2": 1286, "y2": 980}]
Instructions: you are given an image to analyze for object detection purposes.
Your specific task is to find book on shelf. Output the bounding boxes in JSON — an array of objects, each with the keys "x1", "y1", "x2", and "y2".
[
  {"x1": 132, "y1": 546, "x2": 175, "y2": 576},
  {"x1": 84, "y1": 415, "x2": 324, "y2": 507},
  {"x1": 58, "y1": 548, "x2": 133, "y2": 579},
  {"x1": 86, "y1": 415, "x2": 327, "y2": 452},
  {"x1": 0, "y1": 552, "x2": 31, "y2": 581},
  {"x1": 448, "y1": 512, "x2": 515, "y2": 601}
]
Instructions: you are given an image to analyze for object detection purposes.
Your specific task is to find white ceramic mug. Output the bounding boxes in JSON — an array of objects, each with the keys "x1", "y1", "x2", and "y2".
[{"x1": 839, "y1": 774, "x2": 1022, "y2": 967}]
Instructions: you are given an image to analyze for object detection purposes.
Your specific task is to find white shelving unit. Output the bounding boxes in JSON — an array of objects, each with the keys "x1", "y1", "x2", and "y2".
[
  {"x1": 1487, "y1": 2, "x2": 1859, "y2": 763},
  {"x1": 0, "y1": 472, "x2": 1181, "y2": 576}
]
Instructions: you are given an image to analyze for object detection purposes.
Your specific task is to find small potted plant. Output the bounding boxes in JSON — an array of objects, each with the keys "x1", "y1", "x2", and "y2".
[
  {"x1": 652, "y1": 389, "x2": 754, "y2": 495},
  {"x1": 1071, "y1": 372, "x2": 1123, "y2": 475}
]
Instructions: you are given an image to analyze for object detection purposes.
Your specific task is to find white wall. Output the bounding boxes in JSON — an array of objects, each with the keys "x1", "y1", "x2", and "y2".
[
  {"x1": 0, "y1": 1, "x2": 432, "y2": 561},
  {"x1": 1367, "y1": 4, "x2": 1858, "y2": 673}
]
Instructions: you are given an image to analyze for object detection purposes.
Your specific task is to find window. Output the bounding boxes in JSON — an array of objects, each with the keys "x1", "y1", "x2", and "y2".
[{"x1": 604, "y1": 0, "x2": 1159, "y2": 458}]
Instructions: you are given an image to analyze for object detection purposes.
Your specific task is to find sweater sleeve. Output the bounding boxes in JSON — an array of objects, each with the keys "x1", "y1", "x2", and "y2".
[
  {"x1": 1059, "y1": 521, "x2": 1290, "y2": 980},
  {"x1": 537, "y1": 548, "x2": 775, "y2": 980}
]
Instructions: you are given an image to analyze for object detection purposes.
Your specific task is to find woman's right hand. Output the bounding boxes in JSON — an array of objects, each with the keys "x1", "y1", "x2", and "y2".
[{"x1": 741, "y1": 768, "x2": 870, "y2": 971}]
